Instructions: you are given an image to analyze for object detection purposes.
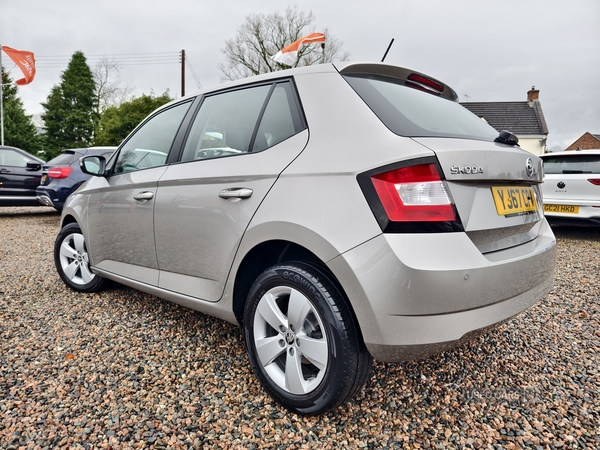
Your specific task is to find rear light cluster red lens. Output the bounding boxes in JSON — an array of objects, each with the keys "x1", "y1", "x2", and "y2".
[
  {"x1": 48, "y1": 166, "x2": 73, "y2": 179},
  {"x1": 371, "y1": 164, "x2": 456, "y2": 222},
  {"x1": 588, "y1": 178, "x2": 600, "y2": 185},
  {"x1": 358, "y1": 158, "x2": 463, "y2": 233}
]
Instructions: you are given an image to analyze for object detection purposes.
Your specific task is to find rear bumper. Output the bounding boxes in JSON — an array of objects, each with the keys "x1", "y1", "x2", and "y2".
[
  {"x1": 36, "y1": 188, "x2": 65, "y2": 210},
  {"x1": 328, "y1": 219, "x2": 556, "y2": 362}
]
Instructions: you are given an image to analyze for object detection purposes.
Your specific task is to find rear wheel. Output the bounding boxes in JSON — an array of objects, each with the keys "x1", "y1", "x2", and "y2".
[
  {"x1": 54, "y1": 223, "x2": 107, "y2": 292},
  {"x1": 243, "y1": 261, "x2": 372, "y2": 415}
]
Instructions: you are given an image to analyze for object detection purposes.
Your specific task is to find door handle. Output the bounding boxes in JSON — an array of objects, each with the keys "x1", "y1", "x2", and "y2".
[
  {"x1": 133, "y1": 191, "x2": 154, "y2": 201},
  {"x1": 219, "y1": 188, "x2": 253, "y2": 199},
  {"x1": 0, "y1": 168, "x2": 10, "y2": 173}
]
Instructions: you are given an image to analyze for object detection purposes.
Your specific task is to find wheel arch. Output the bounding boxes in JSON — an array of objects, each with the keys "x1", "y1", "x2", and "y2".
[{"x1": 232, "y1": 240, "x2": 326, "y2": 325}]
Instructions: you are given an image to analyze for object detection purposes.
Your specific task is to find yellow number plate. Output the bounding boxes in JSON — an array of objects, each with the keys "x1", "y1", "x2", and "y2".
[
  {"x1": 544, "y1": 204, "x2": 579, "y2": 214},
  {"x1": 41, "y1": 174, "x2": 47, "y2": 184},
  {"x1": 491, "y1": 186, "x2": 537, "y2": 216}
]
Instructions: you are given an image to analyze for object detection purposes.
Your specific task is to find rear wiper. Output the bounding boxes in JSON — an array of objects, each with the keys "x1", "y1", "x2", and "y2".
[{"x1": 494, "y1": 130, "x2": 519, "y2": 146}]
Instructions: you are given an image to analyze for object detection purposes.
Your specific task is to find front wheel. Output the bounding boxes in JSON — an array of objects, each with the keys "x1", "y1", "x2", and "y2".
[
  {"x1": 243, "y1": 262, "x2": 372, "y2": 415},
  {"x1": 54, "y1": 222, "x2": 107, "y2": 292}
]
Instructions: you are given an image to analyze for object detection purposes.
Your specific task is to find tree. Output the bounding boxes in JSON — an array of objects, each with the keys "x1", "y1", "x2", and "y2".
[
  {"x1": 94, "y1": 92, "x2": 173, "y2": 146},
  {"x1": 92, "y1": 56, "x2": 134, "y2": 140},
  {"x1": 1, "y1": 67, "x2": 43, "y2": 154},
  {"x1": 41, "y1": 51, "x2": 96, "y2": 157},
  {"x1": 219, "y1": 5, "x2": 349, "y2": 81}
]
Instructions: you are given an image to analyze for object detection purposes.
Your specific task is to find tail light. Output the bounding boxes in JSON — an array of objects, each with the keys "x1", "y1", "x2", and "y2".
[
  {"x1": 358, "y1": 158, "x2": 463, "y2": 233},
  {"x1": 588, "y1": 178, "x2": 600, "y2": 185},
  {"x1": 48, "y1": 166, "x2": 73, "y2": 179}
]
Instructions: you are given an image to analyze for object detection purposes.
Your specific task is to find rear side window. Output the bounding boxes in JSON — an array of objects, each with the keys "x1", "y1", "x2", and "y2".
[
  {"x1": 181, "y1": 81, "x2": 305, "y2": 162},
  {"x1": 543, "y1": 154, "x2": 600, "y2": 174},
  {"x1": 343, "y1": 75, "x2": 498, "y2": 141}
]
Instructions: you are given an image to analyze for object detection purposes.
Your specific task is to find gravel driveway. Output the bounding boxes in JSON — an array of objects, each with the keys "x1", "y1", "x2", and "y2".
[{"x1": 1, "y1": 207, "x2": 598, "y2": 449}]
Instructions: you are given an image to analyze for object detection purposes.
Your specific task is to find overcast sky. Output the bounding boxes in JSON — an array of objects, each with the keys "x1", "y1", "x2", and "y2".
[{"x1": 2, "y1": 0, "x2": 599, "y2": 151}]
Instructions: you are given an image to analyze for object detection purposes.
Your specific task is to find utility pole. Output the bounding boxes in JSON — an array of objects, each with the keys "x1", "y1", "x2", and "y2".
[{"x1": 181, "y1": 49, "x2": 185, "y2": 97}]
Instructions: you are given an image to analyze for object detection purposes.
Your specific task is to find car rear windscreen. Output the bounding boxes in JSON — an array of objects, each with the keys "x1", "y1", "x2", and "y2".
[
  {"x1": 542, "y1": 155, "x2": 600, "y2": 174},
  {"x1": 343, "y1": 74, "x2": 498, "y2": 141},
  {"x1": 46, "y1": 151, "x2": 80, "y2": 166}
]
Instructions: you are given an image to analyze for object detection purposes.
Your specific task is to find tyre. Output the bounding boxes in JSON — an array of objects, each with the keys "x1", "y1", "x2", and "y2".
[
  {"x1": 243, "y1": 261, "x2": 372, "y2": 415},
  {"x1": 54, "y1": 222, "x2": 107, "y2": 292}
]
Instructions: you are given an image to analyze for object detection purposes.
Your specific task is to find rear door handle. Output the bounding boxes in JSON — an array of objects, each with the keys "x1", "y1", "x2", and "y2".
[
  {"x1": 133, "y1": 191, "x2": 154, "y2": 201},
  {"x1": 219, "y1": 188, "x2": 253, "y2": 199},
  {"x1": 0, "y1": 168, "x2": 10, "y2": 173}
]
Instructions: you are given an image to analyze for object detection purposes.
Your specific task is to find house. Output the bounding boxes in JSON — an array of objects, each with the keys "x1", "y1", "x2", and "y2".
[
  {"x1": 461, "y1": 88, "x2": 549, "y2": 156},
  {"x1": 566, "y1": 132, "x2": 600, "y2": 150}
]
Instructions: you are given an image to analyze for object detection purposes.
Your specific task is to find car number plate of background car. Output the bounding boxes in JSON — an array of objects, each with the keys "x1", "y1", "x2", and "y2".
[
  {"x1": 491, "y1": 186, "x2": 537, "y2": 216},
  {"x1": 543, "y1": 204, "x2": 579, "y2": 214}
]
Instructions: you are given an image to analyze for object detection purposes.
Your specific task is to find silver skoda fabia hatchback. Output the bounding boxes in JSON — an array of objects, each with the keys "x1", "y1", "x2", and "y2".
[{"x1": 55, "y1": 62, "x2": 556, "y2": 415}]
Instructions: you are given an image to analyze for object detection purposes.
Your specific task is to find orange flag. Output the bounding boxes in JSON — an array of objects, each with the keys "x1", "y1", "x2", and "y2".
[
  {"x1": 271, "y1": 33, "x2": 326, "y2": 67},
  {"x1": 2, "y1": 46, "x2": 36, "y2": 85}
]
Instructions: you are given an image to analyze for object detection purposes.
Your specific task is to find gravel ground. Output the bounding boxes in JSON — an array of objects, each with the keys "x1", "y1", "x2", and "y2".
[{"x1": 1, "y1": 206, "x2": 599, "y2": 450}]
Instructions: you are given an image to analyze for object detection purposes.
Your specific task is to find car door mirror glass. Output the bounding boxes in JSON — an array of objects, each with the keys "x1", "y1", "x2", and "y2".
[{"x1": 80, "y1": 155, "x2": 106, "y2": 176}]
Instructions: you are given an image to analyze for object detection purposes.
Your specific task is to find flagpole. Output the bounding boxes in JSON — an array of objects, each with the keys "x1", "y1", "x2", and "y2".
[{"x1": 1, "y1": 44, "x2": 4, "y2": 146}]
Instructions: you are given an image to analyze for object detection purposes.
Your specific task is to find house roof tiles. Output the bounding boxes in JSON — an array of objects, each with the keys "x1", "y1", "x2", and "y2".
[{"x1": 461, "y1": 101, "x2": 549, "y2": 136}]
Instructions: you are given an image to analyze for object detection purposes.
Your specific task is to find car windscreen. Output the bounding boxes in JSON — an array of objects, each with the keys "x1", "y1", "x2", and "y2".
[
  {"x1": 342, "y1": 74, "x2": 498, "y2": 141},
  {"x1": 542, "y1": 154, "x2": 600, "y2": 174}
]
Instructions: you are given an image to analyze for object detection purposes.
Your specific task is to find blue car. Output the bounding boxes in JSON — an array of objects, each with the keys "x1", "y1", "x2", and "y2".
[{"x1": 37, "y1": 147, "x2": 116, "y2": 211}]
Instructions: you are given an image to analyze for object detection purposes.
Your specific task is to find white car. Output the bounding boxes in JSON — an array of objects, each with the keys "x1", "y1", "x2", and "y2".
[{"x1": 540, "y1": 150, "x2": 600, "y2": 226}]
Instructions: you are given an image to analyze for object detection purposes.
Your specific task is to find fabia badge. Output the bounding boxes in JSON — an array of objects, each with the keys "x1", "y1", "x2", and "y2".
[
  {"x1": 450, "y1": 165, "x2": 484, "y2": 175},
  {"x1": 526, "y1": 157, "x2": 535, "y2": 178}
]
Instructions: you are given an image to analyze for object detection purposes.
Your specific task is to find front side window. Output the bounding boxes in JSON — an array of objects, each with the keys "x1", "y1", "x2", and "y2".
[
  {"x1": 181, "y1": 81, "x2": 305, "y2": 162},
  {"x1": 114, "y1": 101, "x2": 191, "y2": 174},
  {"x1": 0, "y1": 149, "x2": 35, "y2": 167}
]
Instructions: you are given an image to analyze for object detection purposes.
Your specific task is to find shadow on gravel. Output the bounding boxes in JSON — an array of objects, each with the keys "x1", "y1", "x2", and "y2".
[
  {"x1": 550, "y1": 224, "x2": 600, "y2": 242},
  {"x1": 0, "y1": 206, "x2": 60, "y2": 219}
]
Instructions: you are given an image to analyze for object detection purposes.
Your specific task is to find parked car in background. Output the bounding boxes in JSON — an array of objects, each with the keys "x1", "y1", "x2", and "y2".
[
  {"x1": 54, "y1": 62, "x2": 556, "y2": 415},
  {"x1": 0, "y1": 145, "x2": 45, "y2": 207},
  {"x1": 540, "y1": 150, "x2": 600, "y2": 226},
  {"x1": 37, "y1": 147, "x2": 117, "y2": 211}
]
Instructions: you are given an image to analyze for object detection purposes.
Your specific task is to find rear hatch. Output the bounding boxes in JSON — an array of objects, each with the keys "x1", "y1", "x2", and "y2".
[
  {"x1": 540, "y1": 152, "x2": 600, "y2": 208},
  {"x1": 340, "y1": 63, "x2": 545, "y2": 256},
  {"x1": 414, "y1": 138, "x2": 544, "y2": 255},
  {"x1": 39, "y1": 150, "x2": 82, "y2": 186}
]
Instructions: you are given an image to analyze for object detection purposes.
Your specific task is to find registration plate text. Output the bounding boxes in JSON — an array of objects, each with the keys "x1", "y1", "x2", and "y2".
[{"x1": 491, "y1": 186, "x2": 537, "y2": 216}]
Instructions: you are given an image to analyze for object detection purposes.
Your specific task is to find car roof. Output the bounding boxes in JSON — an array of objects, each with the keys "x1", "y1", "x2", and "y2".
[
  {"x1": 159, "y1": 62, "x2": 457, "y2": 111},
  {"x1": 540, "y1": 150, "x2": 600, "y2": 158}
]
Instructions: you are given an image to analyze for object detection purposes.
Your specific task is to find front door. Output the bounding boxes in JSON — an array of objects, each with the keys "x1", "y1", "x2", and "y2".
[{"x1": 86, "y1": 100, "x2": 192, "y2": 285}]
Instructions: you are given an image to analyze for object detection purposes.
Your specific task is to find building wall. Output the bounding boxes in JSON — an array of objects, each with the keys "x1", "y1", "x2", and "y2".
[
  {"x1": 566, "y1": 133, "x2": 600, "y2": 150},
  {"x1": 518, "y1": 137, "x2": 545, "y2": 156}
]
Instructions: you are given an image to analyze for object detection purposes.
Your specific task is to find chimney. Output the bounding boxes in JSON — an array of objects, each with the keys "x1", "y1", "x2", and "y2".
[{"x1": 527, "y1": 86, "x2": 540, "y2": 103}]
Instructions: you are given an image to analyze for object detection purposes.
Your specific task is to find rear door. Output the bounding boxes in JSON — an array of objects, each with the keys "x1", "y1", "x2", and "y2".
[{"x1": 154, "y1": 81, "x2": 308, "y2": 301}]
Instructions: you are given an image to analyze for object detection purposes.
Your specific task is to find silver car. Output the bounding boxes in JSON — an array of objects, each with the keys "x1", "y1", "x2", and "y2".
[
  {"x1": 55, "y1": 62, "x2": 556, "y2": 415},
  {"x1": 539, "y1": 150, "x2": 600, "y2": 226}
]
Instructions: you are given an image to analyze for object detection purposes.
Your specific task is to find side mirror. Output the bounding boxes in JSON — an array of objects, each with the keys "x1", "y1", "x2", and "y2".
[
  {"x1": 26, "y1": 161, "x2": 42, "y2": 171},
  {"x1": 80, "y1": 155, "x2": 106, "y2": 176}
]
